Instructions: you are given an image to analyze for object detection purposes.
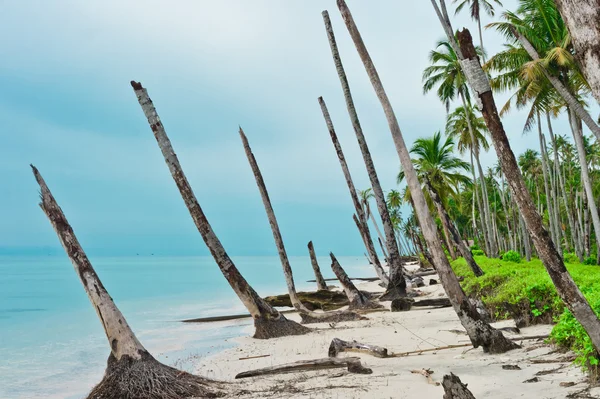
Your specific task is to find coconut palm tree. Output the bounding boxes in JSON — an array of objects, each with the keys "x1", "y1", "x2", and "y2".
[
  {"x1": 333, "y1": 2, "x2": 513, "y2": 352},
  {"x1": 452, "y1": 0, "x2": 503, "y2": 61},
  {"x1": 423, "y1": 39, "x2": 498, "y2": 257},
  {"x1": 398, "y1": 131, "x2": 483, "y2": 275}
]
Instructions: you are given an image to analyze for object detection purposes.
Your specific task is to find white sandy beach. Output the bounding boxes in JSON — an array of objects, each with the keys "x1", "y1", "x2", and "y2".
[{"x1": 194, "y1": 266, "x2": 596, "y2": 398}]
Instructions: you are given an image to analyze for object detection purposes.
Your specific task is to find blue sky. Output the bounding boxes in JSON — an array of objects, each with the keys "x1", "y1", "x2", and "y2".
[{"x1": 0, "y1": 0, "x2": 591, "y2": 256}]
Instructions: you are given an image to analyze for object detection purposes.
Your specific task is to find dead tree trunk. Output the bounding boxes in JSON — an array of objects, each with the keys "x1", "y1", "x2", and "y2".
[
  {"x1": 239, "y1": 127, "x2": 362, "y2": 324},
  {"x1": 330, "y1": 253, "x2": 382, "y2": 310},
  {"x1": 322, "y1": 13, "x2": 406, "y2": 301},
  {"x1": 235, "y1": 357, "x2": 371, "y2": 379},
  {"x1": 334, "y1": 1, "x2": 518, "y2": 353},
  {"x1": 450, "y1": 29, "x2": 600, "y2": 355},
  {"x1": 31, "y1": 166, "x2": 225, "y2": 399},
  {"x1": 308, "y1": 241, "x2": 328, "y2": 291},
  {"x1": 427, "y1": 180, "x2": 484, "y2": 276},
  {"x1": 442, "y1": 373, "x2": 476, "y2": 399},
  {"x1": 319, "y1": 96, "x2": 389, "y2": 285},
  {"x1": 131, "y1": 81, "x2": 308, "y2": 339}
]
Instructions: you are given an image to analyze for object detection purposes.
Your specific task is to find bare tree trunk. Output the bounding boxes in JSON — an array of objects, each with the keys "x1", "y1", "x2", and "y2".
[
  {"x1": 427, "y1": 180, "x2": 484, "y2": 276},
  {"x1": 460, "y1": 90, "x2": 497, "y2": 257},
  {"x1": 319, "y1": 97, "x2": 389, "y2": 285},
  {"x1": 31, "y1": 166, "x2": 225, "y2": 399},
  {"x1": 442, "y1": 373, "x2": 477, "y2": 399},
  {"x1": 308, "y1": 241, "x2": 328, "y2": 291},
  {"x1": 553, "y1": 0, "x2": 600, "y2": 104},
  {"x1": 239, "y1": 128, "x2": 362, "y2": 324},
  {"x1": 568, "y1": 109, "x2": 600, "y2": 262},
  {"x1": 449, "y1": 28, "x2": 600, "y2": 355},
  {"x1": 537, "y1": 112, "x2": 558, "y2": 248},
  {"x1": 333, "y1": 2, "x2": 517, "y2": 353},
  {"x1": 330, "y1": 253, "x2": 382, "y2": 310},
  {"x1": 439, "y1": 203, "x2": 459, "y2": 260},
  {"x1": 470, "y1": 149, "x2": 488, "y2": 253},
  {"x1": 322, "y1": 11, "x2": 406, "y2": 301},
  {"x1": 131, "y1": 81, "x2": 309, "y2": 339},
  {"x1": 513, "y1": 29, "x2": 600, "y2": 143}
]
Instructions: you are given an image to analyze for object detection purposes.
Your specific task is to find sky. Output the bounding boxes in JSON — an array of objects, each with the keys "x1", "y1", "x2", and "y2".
[{"x1": 0, "y1": 0, "x2": 593, "y2": 256}]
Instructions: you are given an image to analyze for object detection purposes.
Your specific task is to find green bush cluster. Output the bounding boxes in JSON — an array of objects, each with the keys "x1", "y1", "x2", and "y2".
[
  {"x1": 563, "y1": 252, "x2": 580, "y2": 264},
  {"x1": 584, "y1": 256, "x2": 597, "y2": 266},
  {"x1": 471, "y1": 249, "x2": 484, "y2": 256},
  {"x1": 452, "y1": 255, "x2": 600, "y2": 372},
  {"x1": 501, "y1": 250, "x2": 521, "y2": 263}
]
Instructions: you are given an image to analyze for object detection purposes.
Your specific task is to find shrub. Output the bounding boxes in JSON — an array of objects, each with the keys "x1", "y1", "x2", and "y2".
[
  {"x1": 470, "y1": 244, "x2": 480, "y2": 251},
  {"x1": 472, "y1": 249, "x2": 484, "y2": 256},
  {"x1": 563, "y1": 252, "x2": 580, "y2": 264},
  {"x1": 585, "y1": 256, "x2": 597, "y2": 266},
  {"x1": 502, "y1": 250, "x2": 521, "y2": 263}
]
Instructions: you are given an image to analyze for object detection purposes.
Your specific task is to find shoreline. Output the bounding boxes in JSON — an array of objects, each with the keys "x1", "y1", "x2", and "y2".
[{"x1": 191, "y1": 274, "x2": 593, "y2": 398}]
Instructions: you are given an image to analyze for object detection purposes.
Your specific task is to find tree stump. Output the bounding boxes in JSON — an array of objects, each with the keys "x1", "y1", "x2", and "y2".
[{"x1": 442, "y1": 373, "x2": 476, "y2": 399}]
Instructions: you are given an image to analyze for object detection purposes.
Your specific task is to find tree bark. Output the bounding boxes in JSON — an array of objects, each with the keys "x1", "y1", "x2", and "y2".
[
  {"x1": 513, "y1": 28, "x2": 600, "y2": 143},
  {"x1": 453, "y1": 29, "x2": 600, "y2": 356},
  {"x1": 31, "y1": 166, "x2": 225, "y2": 399},
  {"x1": 427, "y1": 180, "x2": 484, "y2": 276},
  {"x1": 330, "y1": 253, "x2": 382, "y2": 310},
  {"x1": 235, "y1": 357, "x2": 371, "y2": 379},
  {"x1": 319, "y1": 97, "x2": 389, "y2": 285},
  {"x1": 334, "y1": 2, "x2": 517, "y2": 353},
  {"x1": 553, "y1": 0, "x2": 600, "y2": 105},
  {"x1": 131, "y1": 81, "x2": 309, "y2": 339},
  {"x1": 308, "y1": 241, "x2": 328, "y2": 291},
  {"x1": 322, "y1": 11, "x2": 406, "y2": 301},
  {"x1": 442, "y1": 373, "x2": 476, "y2": 399},
  {"x1": 328, "y1": 338, "x2": 388, "y2": 358},
  {"x1": 537, "y1": 112, "x2": 558, "y2": 248},
  {"x1": 239, "y1": 127, "x2": 362, "y2": 324}
]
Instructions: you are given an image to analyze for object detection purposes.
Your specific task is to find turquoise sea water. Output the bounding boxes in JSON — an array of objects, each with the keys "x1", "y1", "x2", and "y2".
[{"x1": 0, "y1": 255, "x2": 370, "y2": 399}]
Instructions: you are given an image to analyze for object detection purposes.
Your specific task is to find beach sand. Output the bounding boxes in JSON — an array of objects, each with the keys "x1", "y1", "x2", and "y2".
[{"x1": 193, "y1": 266, "x2": 594, "y2": 398}]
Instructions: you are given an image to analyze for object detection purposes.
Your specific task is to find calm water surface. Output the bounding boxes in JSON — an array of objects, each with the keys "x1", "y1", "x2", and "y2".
[{"x1": 0, "y1": 255, "x2": 370, "y2": 399}]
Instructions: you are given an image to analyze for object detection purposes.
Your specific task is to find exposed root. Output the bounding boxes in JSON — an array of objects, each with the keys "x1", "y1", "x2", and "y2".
[
  {"x1": 87, "y1": 352, "x2": 226, "y2": 399},
  {"x1": 328, "y1": 338, "x2": 388, "y2": 358},
  {"x1": 253, "y1": 314, "x2": 311, "y2": 339}
]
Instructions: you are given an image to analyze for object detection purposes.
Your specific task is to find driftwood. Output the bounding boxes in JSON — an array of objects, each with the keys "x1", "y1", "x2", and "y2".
[
  {"x1": 307, "y1": 277, "x2": 380, "y2": 283},
  {"x1": 442, "y1": 373, "x2": 476, "y2": 399},
  {"x1": 234, "y1": 357, "x2": 372, "y2": 379},
  {"x1": 264, "y1": 290, "x2": 349, "y2": 311},
  {"x1": 239, "y1": 354, "x2": 270, "y2": 361},
  {"x1": 328, "y1": 338, "x2": 388, "y2": 358},
  {"x1": 410, "y1": 368, "x2": 440, "y2": 386},
  {"x1": 413, "y1": 298, "x2": 451, "y2": 308},
  {"x1": 182, "y1": 309, "x2": 295, "y2": 323},
  {"x1": 330, "y1": 253, "x2": 383, "y2": 310}
]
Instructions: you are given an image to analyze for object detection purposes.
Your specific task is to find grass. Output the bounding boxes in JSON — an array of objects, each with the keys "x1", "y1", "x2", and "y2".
[{"x1": 451, "y1": 255, "x2": 600, "y2": 371}]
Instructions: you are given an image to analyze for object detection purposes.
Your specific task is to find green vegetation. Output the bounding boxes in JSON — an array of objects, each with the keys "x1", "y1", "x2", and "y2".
[
  {"x1": 452, "y1": 255, "x2": 600, "y2": 370},
  {"x1": 501, "y1": 250, "x2": 521, "y2": 263}
]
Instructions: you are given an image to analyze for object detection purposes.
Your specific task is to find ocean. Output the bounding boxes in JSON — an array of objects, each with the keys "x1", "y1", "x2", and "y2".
[{"x1": 0, "y1": 254, "x2": 371, "y2": 399}]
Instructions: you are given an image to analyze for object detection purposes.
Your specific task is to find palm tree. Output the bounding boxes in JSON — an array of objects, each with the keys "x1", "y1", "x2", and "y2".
[
  {"x1": 446, "y1": 104, "x2": 490, "y2": 246},
  {"x1": 453, "y1": 0, "x2": 503, "y2": 61},
  {"x1": 398, "y1": 131, "x2": 483, "y2": 275},
  {"x1": 552, "y1": 0, "x2": 600, "y2": 104},
  {"x1": 334, "y1": 2, "x2": 514, "y2": 352},
  {"x1": 423, "y1": 39, "x2": 498, "y2": 257},
  {"x1": 358, "y1": 188, "x2": 388, "y2": 258}
]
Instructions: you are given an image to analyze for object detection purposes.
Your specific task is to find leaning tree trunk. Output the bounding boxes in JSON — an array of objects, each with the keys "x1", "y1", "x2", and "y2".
[
  {"x1": 31, "y1": 166, "x2": 225, "y2": 399},
  {"x1": 333, "y1": 1, "x2": 518, "y2": 353},
  {"x1": 460, "y1": 90, "x2": 496, "y2": 257},
  {"x1": 553, "y1": 0, "x2": 600, "y2": 105},
  {"x1": 427, "y1": 181, "x2": 484, "y2": 276},
  {"x1": 308, "y1": 241, "x2": 328, "y2": 291},
  {"x1": 438, "y1": 197, "x2": 459, "y2": 260},
  {"x1": 239, "y1": 128, "x2": 362, "y2": 324},
  {"x1": 446, "y1": 27, "x2": 600, "y2": 355},
  {"x1": 330, "y1": 253, "x2": 382, "y2": 310},
  {"x1": 131, "y1": 81, "x2": 308, "y2": 339},
  {"x1": 319, "y1": 97, "x2": 389, "y2": 285},
  {"x1": 323, "y1": 11, "x2": 406, "y2": 301},
  {"x1": 568, "y1": 110, "x2": 600, "y2": 262},
  {"x1": 537, "y1": 112, "x2": 559, "y2": 248},
  {"x1": 513, "y1": 28, "x2": 600, "y2": 143}
]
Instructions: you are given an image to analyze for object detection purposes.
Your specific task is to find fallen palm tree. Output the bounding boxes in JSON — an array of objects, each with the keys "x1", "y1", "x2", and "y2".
[
  {"x1": 308, "y1": 241, "x2": 328, "y2": 291},
  {"x1": 31, "y1": 166, "x2": 226, "y2": 399},
  {"x1": 235, "y1": 357, "x2": 372, "y2": 379},
  {"x1": 239, "y1": 127, "x2": 363, "y2": 324},
  {"x1": 131, "y1": 81, "x2": 309, "y2": 339}
]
